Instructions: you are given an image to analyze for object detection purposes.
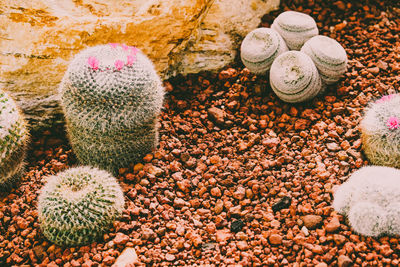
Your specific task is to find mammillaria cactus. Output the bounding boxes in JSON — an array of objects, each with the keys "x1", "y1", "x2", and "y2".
[
  {"x1": 38, "y1": 166, "x2": 125, "y2": 246},
  {"x1": 59, "y1": 43, "x2": 164, "y2": 174},
  {"x1": 360, "y1": 94, "x2": 400, "y2": 168},
  {"x1": 301, "y1": 35, "x2": 348, "y2": 84},
  {"x1": 271, "y1": 11, "x2": 318, "y2": 50},
  {"x1": 0, "y1": 89, "x2": 29, "y2": 189},
  {"x1": 333, "y1": 166, "x2": 400, "y2": 237},
  {"x1": 269, "y1": 51, "x2": 322, "y2": 103},
  {"x1": 240, "y1": 28, "x2": 288, "y2": 74}
]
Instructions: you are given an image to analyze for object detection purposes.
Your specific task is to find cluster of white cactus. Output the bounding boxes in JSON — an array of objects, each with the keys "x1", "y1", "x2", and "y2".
[
  {"x1": 38, "y1": 166, "x2": 125, "y2": 246},
  {"x1": 0, "y1": 89, "x2": 29, "y2": 190},
  {"x1": 333, "y1": 166, "x2": 400, "y2": 237},
  {"x1": 240, "y1": 10, "x2": 347, "y2": 103},
  {"x1": 360, "y1": 94, "x2": 400, "y2": 168}
]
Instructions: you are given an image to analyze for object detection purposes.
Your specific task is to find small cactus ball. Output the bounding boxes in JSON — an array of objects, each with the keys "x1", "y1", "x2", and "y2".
[
  {"x1": 38, "y1": 166, "x2": 125, "y2": 246},
  {"x1": 333, "y1": 166, "x2": 400, "y2": 237},
  {"x1": 301, "y1": 35, "x2": 348, "y2": 84},
  {"x1": 240, "y1": 27, "x2": 288, "y2": 74},
  {"x1": 269, "y1": 51, "x2": 322, "y2": 103},
  {"x1": 271, "y1": 11, "x2": 318, "y2": 50},
  {"x1": 0, "y1": 89, "x2": 29, "y2": 189},
  {"x1": 360, "y1": 94, "x2": 400, "y2": 168},
  {"x1": 59, "y1": 43, "x2": 164, "y2": 174}
]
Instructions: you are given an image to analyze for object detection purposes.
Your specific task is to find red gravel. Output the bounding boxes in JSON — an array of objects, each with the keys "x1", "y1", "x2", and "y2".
[{"x1": 1, "y1": 0, "x2": 400, "y2": 266}]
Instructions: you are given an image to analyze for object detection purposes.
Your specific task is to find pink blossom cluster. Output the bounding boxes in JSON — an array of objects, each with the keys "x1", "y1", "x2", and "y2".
[
  {"x1": 87, "y1": 43, "x2": 139, "y2": 71},
  {"x1": 376, "y1": 94, "x2": 396, "y2": 104},
  {"x1": 387, "y1": 116, "x2": 399, "y2": 130}
]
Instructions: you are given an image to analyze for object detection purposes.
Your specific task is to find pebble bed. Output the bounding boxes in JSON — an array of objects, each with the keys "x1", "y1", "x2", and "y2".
[{"x1": 1, "y1": 0, "x2": 400, "y2": 266}]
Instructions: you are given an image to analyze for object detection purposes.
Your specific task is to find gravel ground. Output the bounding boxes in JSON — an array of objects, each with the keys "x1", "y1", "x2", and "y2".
[{"x1": 1, "y1": 0, "x2": 400, "y2": 266}]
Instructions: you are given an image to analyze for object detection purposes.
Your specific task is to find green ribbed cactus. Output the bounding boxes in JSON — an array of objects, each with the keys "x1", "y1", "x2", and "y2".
[
  {"x1": 59, "y1": 44, "x2": 164, "y2": 174},
  {"x1": 360, "y1": 94, "x2": 400, "y2": 168},
  {"x1": 240, "y1": 28, "x2": 288, "y2": 74},
  {"x1": 0, "y1": 89, "x2": 29, "y2": 189},
  {"x1": 269, "y1": 51, "x2": 322, "y2": 103},
  {"x1": 271, "y1": 11, "x2": 318, "y2": 50},
  {"x1": 301, "y1": 35, "x2": 348, "y2": 84},
  {"x1": 333, "y1": 166, "x2": 400, "y2": 237},
  {"x1": 38, "y1": 166, "x2": 125, "y2": 246}
]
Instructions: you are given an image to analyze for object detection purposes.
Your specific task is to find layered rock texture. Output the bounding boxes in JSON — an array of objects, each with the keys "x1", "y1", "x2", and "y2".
[{"x1": 0, "y1": 0, "x2": 279, "y2": 128}]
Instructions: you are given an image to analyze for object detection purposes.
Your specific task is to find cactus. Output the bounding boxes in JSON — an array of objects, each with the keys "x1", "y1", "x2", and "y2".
[
  {"x1": 240, "y1": 28, "x2": 288, "y2": 74},
  {"x1": 360, "y1": 94, "x2": 400, "y2": 168},
  {"x1": 271, "y1": 11, "x2": 318, "y2": 50},
  {"x1": 333, "y1": 166, "x2": 400, "y2": 237},
  {"x1": 301, "y1": 35, "x2": 348, "y2": 84},
  {"x1": 269, "y1": 51, "x2": 322, "y2": 103},
  {"x1": 0, "y1": 89, "x2": 29, "y2": 190},
  {"x1": 38, "y1": 166, "x2": 125, "y2": 246},
  {"x1": 59, "y1": 44, "x2": 164, "y2": 174}
]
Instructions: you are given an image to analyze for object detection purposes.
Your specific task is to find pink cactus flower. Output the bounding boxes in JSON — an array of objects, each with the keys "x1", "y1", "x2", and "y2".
[
  {"x1": 109, "y1": 43, "x2": 119, "y2": 48},
  {"x1": 377, "y1": 94, "x2": 396, "y2": 103},
  {"x1": 387, "y1": 116, "x2": 399, "y2": 130},
  {"x1": 126, "y1": 54, "x2": 136, "y2": 66},
  {"x1": 121, "y1": 44, "x2": 130, "y2": 51},
  {"x1": 114, "y1": 60, "x2": 125, "y2": 71},
  {"x1": 130, "y1": 46, "x2": 138, "y2": 55},
  {"x1": 87, "y1": 56, "x2": 99, "y2": 70}
]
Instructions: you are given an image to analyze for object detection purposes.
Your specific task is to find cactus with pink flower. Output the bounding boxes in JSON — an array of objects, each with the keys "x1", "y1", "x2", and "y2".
[
  {"x1": 59, "y1": 44, "x2": 164, "y2": 174},
  {"x1": 360, "y1": 94, "x2": 400, "y2": 168}
]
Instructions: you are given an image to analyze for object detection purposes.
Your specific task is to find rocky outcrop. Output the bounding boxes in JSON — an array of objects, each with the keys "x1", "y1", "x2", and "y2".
[{"x1": 0, "y1": 0, "x2": 279, "y2": 128}]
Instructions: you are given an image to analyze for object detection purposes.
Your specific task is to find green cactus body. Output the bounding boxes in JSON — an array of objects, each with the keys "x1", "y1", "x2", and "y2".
[
  {"x1": 333, "y1": 166, "x2": 400, "y2": 237},
  {"x1": 38, "y1": 166, "x2": 125, "y2": 246},
  {"x1": 59, "y1": 44, "x2": 164, "y2": 174},
  {"x1": 271, "y1": 11, "x2": 318, "y2": 50},
  {"x1": 301, "y1": 35, "x2": 348, "y2": 84},
  {"x1": 240, "y1": 28, "x2": 288, "y2": 74},
  {"x1": 0, "y1": 90, "x2": 29, "y2": 189},
  {"x1": 360, "y1": 94, "x2": 400, "y2": 168},
  {"x1": 269, "y1": 51, "x2": 322, "y2": 103}
]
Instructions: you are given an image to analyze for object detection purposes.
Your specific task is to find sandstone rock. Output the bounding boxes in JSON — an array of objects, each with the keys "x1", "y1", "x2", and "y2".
[
  {"x1": 302, "y1": 215, "x2": 322, "y2": 229},
  {"x1": 112, "y1": 247, "x2": 138, "y2": 267},
  {"x1": 0, "y1": 0, "x2": 279, "y2": 128}
]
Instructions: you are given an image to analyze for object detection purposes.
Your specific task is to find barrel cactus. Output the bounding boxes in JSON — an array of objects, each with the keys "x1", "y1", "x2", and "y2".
[
  {"x1": 271, "y1": 11, "x2": 318, "y2": 50},
  {"x1": 360, "y1": 94, "x2": 400, "y2": 168},
  {"x1": 269, "y1": 51, "x2": 322, "y2": 103},
  {"x1": 59, "y1": 43, "x2": 164, "y2": 174},
  {"x1": 301, "y1": 35, "x2": 348, "y2": 84},
  {"x1": 240, "y1": 28, "x2": 288, "y2": 74},
  {"x1": 333, "y1": 166, "x2": 400, "y2": 237},
  {"x1": 0, "y1": 89, "x2": 29, "y2": 189},
  {"x1": 38, "y1": 166, "x2": 125, "y2": 246}
]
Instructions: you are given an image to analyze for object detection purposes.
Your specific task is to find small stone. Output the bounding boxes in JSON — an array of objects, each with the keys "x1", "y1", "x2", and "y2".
[
  {"x1": 165, "y1": 254, "x2": 175, "y2": 262},
  {"x1": 208, "y1": 107, "x2": 225, "y2": 125},
  {"x1": 211, "y1": 187, "x2": 222, "y2": 197},
  {"x1": 230, "y1": 219, "x2": 244, "y2": 233},
  {"x1": 233, "y1": 186, "x2": 246, "y2": 200},
  {"x1": 337, "y1": 255, "x2": 353, "y2": 267},
  {"x1": 326, "y1": 143, "x2": 340, "y2": 152},
  {"x1": 301, "y1": 226, "x2": 309, "y2": 236},
  {"x1": 113, "y1": 233, "x2": 129, "y2": 245},
  {"x1": 302, "y1": 215, "x2": 322, "y2": 229},
  {"x1": 367, "y1": 67, "x2": 380, "y2": 75},
  {"x1": 269, "y1": 234, "x2": 282, "y2": 245},
  {"x1": 272, "y1": 196, "x2": 291, "y2": 212},
  {"x1": 216, "y1": 230, "x2": 231, "y2": 243},
  {"x1": 326, "y1": 217, "x2": 340, "y2": 233},
  {"x1": 214, "y1": 199, "x2": 224, "y2": 214},
  {"x1": 237, "y1": 240, "x2": 249, "y2": 250},
  {"x1": 315, "y1": 263, "x2": 328, "y2": 267},
  {"x1": 173, "y1": 198, "x2": 186, "y2": 208},
  {"x1": 112, "y1": 248, "x2": 138, "y2": 267},
  {"x1": 103, "y1": 256, "x2": 115, "y2": 265}
]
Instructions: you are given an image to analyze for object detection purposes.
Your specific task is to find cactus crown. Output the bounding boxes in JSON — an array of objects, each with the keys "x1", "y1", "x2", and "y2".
[
  {"x1": 269, "y1": 51, "x2": 322, "y2": 103},
  {"x1": 333, "y1": 166, "x2": 400, "y2": 237},
  {"x1": 0, "y1": 90, "x2": 28, "y2": 189},
  {"x1": 360, "y1": 94, "x2": 400, "y2": 168},
  {"x1": 38, "y1": 166, "x2": 125, "y2": 246},
  {"x1": 240, "y1": 27, "x2": 288, "y2": 74}
]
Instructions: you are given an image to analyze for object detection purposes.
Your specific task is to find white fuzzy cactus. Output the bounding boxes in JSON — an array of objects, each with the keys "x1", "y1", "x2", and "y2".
[
  {"x1": 271, "y1": 11, "x2": 318, "y2": 50},
  {"x1": 360, "y1": 94, "x2": 400, "y2": 168},
  {"x1": 301, "y1": 35, "x2": 348, "y2": 84},
  {"x1": 333, "y1": 166, "x2": 400, "y2": 237},
  {"x1": 240, "y1": 28, "x2": 288, "y2": 74},
  {"x1": 269, "y1": 51, "x2": 322, "y2": 103}
]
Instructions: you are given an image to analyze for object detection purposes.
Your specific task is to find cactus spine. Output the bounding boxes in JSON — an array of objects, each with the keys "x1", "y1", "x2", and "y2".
[
  {"x1": 38, "y1": 166, "x2": 125, "y2": 246},
  {"x1": 59, "y1": 44, "x2": 164, "y2": 174},
  {"x1": 271, "y1": 11, "x2": 318, "y2": 50},
  {"x1": 0, "y1": 89, "x2": 29, "y2": 189},
  {"x1": 269, "y1": 51, "x2": 322, "y2": 103},
  {"x1": 240, "y1": 28, "x2": 288, "y2": 74},
  {"x1": 360, "y1": 94, "x2": 400, "y2": 168},
  {"x1": 333, "y1": 166, "x2": 400, "y2": 237}
]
